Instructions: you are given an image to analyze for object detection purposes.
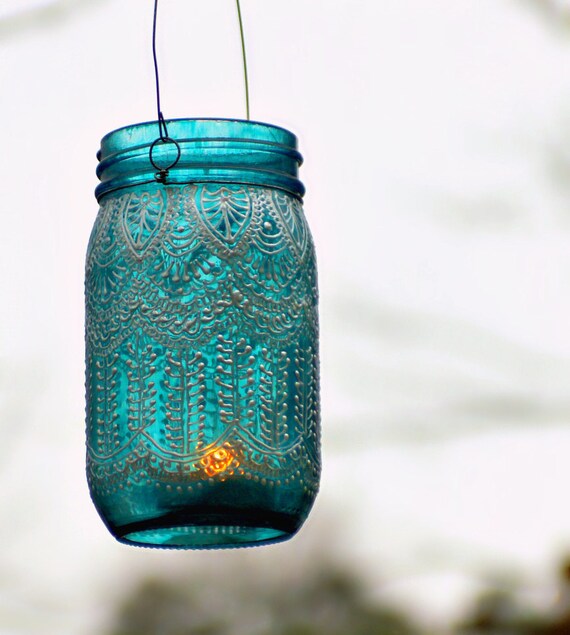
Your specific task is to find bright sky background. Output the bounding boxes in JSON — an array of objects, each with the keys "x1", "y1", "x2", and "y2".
[{"x1": 2, "y1": 0, "x2": 570, "y2": 632}]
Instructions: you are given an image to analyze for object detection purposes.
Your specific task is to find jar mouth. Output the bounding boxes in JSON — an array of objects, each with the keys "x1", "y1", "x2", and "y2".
[{"x1": 95, "y1": 118, "x2": 305, "y2": 201}]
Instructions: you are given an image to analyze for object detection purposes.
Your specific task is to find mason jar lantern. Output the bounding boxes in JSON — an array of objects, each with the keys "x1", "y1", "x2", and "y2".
[{"x1": 85, "y1": 118, "x2": 320, "y2": 548}]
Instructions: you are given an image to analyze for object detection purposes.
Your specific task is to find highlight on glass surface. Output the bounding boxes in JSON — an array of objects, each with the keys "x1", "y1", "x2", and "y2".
[{"x1": 85, "y1": 118, "x2": 320, "y2": 549}]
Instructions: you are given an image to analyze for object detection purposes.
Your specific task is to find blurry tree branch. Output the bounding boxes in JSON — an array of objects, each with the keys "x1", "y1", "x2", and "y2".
[{"x1": 0, "y1": 0, "x2": 109, "y2": 40}]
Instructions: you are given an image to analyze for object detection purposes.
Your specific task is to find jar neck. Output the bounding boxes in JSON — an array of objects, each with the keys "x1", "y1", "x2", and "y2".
[{"x1": 95, "y1": 118, "x2": 305, "y2": 202}]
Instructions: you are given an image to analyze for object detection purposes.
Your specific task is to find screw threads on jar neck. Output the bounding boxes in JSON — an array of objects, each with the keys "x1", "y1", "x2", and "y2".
[{"x1": 95, "y1": 118, "x2": 305, "y2": 202}]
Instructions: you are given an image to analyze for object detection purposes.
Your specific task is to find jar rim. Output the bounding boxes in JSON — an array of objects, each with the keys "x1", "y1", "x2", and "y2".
[
  {"x1": 96, "y1": 118, "x2": 304, "y2": 201},
  {"x1": 99, "y1": 117, "x2": 299, "y2": 149}
]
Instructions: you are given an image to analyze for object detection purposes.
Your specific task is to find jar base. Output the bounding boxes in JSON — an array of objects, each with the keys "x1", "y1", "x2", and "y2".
[{"x1": 111, "y1": 507, "x2": 302, "y2": 549}]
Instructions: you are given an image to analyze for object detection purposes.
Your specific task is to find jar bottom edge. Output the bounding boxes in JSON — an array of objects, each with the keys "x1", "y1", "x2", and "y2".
[{"x1": 111, "y1": 507, "x2": 302, "y2": 550}]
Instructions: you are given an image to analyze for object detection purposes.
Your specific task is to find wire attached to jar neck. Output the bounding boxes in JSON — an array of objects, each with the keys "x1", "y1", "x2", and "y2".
[
  {"x1": 150, "y1": 0, "x2": 178, "y2": 183},
  {"x1": 150, "y1": 0, "x2": 251, "y2": 182}
]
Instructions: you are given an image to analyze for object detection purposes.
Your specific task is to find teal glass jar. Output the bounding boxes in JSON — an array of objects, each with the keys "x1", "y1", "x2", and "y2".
[{"x1": 85, "y1": 119, "x2": 320, "y2": 548}]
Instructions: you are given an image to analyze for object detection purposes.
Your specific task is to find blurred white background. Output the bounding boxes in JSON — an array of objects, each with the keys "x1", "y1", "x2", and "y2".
[{"x1": 2, "y1": 0, "x2": 570, "y2": 633}]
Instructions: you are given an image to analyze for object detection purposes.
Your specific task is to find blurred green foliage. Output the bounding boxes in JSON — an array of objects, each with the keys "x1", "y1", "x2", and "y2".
[
  {"x1": 525, "y1": 0, "x2": 570, "y2": 30},
  {"x1": 107, "y1": 561, "x2": 418, "y2": 635},
  {"x1": 105, "y1": 555, "x2": 570, "y2": 635},
  {"x1": 456, "y1": 560, "x2": 570, "y2": 635},
  {"x1": 0, "y1": 0, "x2": 107, "y2": 40}
]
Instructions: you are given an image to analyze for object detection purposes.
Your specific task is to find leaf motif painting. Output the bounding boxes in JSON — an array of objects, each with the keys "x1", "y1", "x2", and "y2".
[
  {"x1": 121, "y1": 190, "x2": 166, "y2": 257},
  {"x1": 198, "y1": 185, "x2": 253, "y2": 247}
]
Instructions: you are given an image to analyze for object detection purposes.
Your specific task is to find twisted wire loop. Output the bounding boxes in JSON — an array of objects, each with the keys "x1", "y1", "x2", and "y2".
[{"x1": 149, "y1": 136, "x2": 181, "y2": 184}]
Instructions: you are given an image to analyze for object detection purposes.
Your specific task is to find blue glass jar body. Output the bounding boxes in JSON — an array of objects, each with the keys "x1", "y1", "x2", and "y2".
[{"x1": 85, "y1": 119, "x2": 320, "y2": 548}]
